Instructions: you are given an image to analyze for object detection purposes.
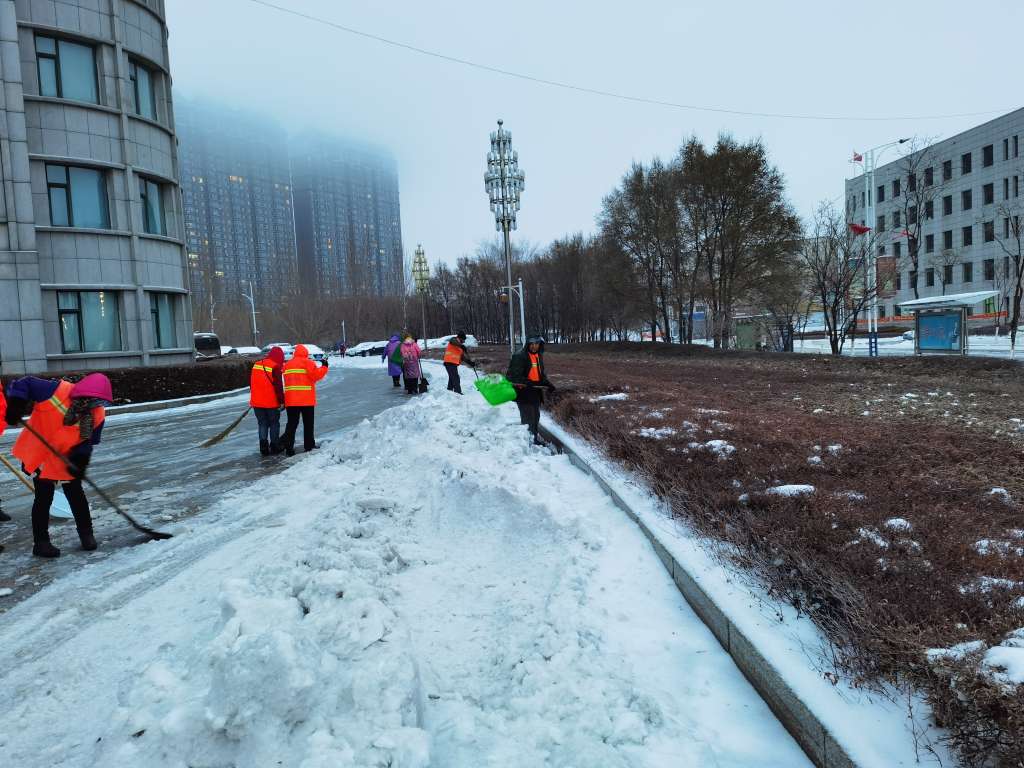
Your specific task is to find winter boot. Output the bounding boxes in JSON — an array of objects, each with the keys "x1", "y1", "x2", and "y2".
[
  {"x1": 33, "y1": 540, "x2": 60, "y2": 558},
  {"x1": 80, "y1": 533, "x2": 97, "y2": 551},
  {"x1": 270, "y1": 440, "x2": 284, "y2": 455},
  {"x1": 259, "y1": 439, "x2": 271, "y2": 456}
]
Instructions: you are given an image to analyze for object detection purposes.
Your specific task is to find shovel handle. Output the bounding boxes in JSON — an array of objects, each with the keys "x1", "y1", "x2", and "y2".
[{"x1": 0, "y1": 452, "x2": 35, "y2": 492}]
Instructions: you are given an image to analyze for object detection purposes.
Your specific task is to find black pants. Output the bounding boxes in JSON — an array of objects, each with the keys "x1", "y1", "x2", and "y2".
[
  {"x1": 33, "y1": 478, "x2": 91, "y2": 544},
  {"x1": 392, "y1": 375, "x2": 401, "y2": 387},
  {"x1": 282, "y1": 406, "x2": 316, "y2": 451},
  {"x1": 444, "y1": 362, "x2": 462, "y2": 394},
  {"x1": 404, "y1": 375, "x2": 420, "y2": 395},
  {"x1": 516, "y1": 387, "x2": 543, "y2": 437}
]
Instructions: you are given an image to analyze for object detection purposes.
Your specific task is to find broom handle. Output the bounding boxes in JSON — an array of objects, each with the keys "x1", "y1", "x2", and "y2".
[{"x1": 0, "y1": 452, "x2": 35, "y2": 492}]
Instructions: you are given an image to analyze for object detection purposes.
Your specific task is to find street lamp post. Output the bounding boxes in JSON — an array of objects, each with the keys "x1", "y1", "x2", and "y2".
[
  {"x1": 241, "y1": 279, "x2": 258, "y2": 347},
  {"x1": 412, "y1": 244, "x2": 430, "y2": 348},
  {"x1": 854, "y1": 138, "x2": 909, "y2": 357},
  {"x1": 485, "y1": 119, "x2": 525, "y2": 354}
]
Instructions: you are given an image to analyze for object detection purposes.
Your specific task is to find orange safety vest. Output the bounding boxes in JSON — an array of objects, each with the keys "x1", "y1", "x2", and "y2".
[
  {"x1": 0, "y1": 389, "x2": 6, "y2": 437},
  {"x1": 249, "y1": 358, "x2": 281, "y2": 408},
  {"x1": 283, "y1": 356, "x2": 327, "y2": 407},
  {"x1": 528, "y1": 353, "x2": 542, "y2": 382},
  {"x1": 443, "y1": 341, "x2": 464, "y2": 366},
  {"x1": 12, "y1": 380, "x2": 105, "y2": 481}
]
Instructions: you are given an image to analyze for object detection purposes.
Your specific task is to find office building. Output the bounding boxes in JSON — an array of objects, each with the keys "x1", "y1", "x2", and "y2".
[{"x1": 0, "y1": 0, "x2": 191, "y2": 374}]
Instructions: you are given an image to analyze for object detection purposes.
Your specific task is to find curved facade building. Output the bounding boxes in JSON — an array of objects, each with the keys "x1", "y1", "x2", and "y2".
[{"x1": 0, "y1": 0, "x2": 191, "y2": 375}]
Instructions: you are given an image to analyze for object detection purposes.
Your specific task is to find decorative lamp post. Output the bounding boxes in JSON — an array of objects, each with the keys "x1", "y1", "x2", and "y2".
[
  {"x1": 484, "y1": 119, "x2": 525, "y2": 354},
  {"x1": 412, "y1": 244, "x2": 430, "y2": 348}
]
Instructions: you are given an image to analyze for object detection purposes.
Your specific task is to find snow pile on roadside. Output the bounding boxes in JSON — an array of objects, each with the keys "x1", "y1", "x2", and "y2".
[{"x1": 590, "y1": 392, "x2": 629, "y2": 402}]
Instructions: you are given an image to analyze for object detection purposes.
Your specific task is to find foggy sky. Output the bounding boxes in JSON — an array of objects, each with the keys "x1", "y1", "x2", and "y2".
[{"x1": 166, "y1": 0, "x2": 1023, "y2": 269}]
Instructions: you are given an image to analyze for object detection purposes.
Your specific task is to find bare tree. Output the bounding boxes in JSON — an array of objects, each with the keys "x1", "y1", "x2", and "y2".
[
  {"x1": 751, "y1": 253, "x2": 813, "y2": 352},
  {"x1": 934, "y1": 247, "x2": 962, "y2": 296},
  {"x1": 993, "y1": 200, "x2": 1024, "y2": 355},
  {"x1": 893, "y1": 139, "x2": 949, "y2": 299},
  {"x1": 800, "y1": 202, "x2": 882, "y2": 355}
]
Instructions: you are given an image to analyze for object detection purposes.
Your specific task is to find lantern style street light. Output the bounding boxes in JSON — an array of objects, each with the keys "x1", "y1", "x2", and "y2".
[
  {"x1": 412, "y1": 244, "x2": 430, "y2": 348},
  {"x1": 484, "y1": 119, "x2": 525, "y2": 354}
]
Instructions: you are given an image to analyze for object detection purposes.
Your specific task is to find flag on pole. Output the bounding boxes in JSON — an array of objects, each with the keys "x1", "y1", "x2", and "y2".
[
  {"x1": 849, "y1": 223, "x2": 871, "y2": 235},
  {"x1": 852, "y1": 151, "x2": 864, "y2": 162}
]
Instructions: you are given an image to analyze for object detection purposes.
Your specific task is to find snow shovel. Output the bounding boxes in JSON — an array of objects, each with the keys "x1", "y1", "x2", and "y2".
[
  {"x1": 0, "y1": 453, "x2": 74, "y2": 519},
  {"x1": 474, "y1": 373, "x2": 517, "y2": 406},
  {"x1": 18, "y1": 420, "x2": 173, "y2": 540},
  {"x1": 199, "y1": 406, "x2": 252, "y2": 448}
]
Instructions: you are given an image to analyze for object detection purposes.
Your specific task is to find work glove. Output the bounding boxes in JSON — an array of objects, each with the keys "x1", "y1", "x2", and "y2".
[
  {"x1": 5, "y1": 396, "x2": 29, "y2": 425},
  {"x1": 67, "y1": 451, "x2": 91, "y2": 480},
  {"x1": 546, "y1": 382, "x2": 557, "y2": 392},
  {"x1": 321, "y1": 358, "x2": 329, "y2": 368}
]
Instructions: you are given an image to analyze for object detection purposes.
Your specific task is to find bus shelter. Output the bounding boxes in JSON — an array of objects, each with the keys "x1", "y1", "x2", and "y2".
[{"x1": 896, "y1": 291, "x2": 998, "y2": 355}]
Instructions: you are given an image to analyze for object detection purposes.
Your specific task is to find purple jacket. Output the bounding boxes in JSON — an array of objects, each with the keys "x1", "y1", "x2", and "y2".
[{"x1": 384, "y1": 335, "x2": 402, "y2": 376}]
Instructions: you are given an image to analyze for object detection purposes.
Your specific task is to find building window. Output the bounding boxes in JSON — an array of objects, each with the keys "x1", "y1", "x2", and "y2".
[
  {"x1": 908, "y1": 205, "x2": 918, "y2": 225},
  {"x1": 876, "y1": 184, "x2": 885, "y2": 203},
  {"x1": 962, "y1": 262, "x2": 973, "y2": 283},
  {"x1": 894, "y1": 241, "x2": 902, "y2": 259},
  {"x1": 983, "y1": 258, "x2": 995, "y2": 281},
  {"x1": 943, "y1": 264, "x2": 954, "y2": 286},
  {"x1": 892, "y1": 178, "x2": 901, "y2": 197},
  {"x1": 925, "y1": 199, "x2": 934, "y2": 219},
  {"x1": 1004, "y1": 139, "x2": 1010, "y2": 161},
  {"x1": 924, "y1": 167, "x2": 934, "y2": 186},
  {"x1": 896, "y1": 272, "x2": 902, "y2": 290},
  {"x1": 139, "y1": 177, "x2": 166, "y2": 235},
  {"x1": 983, "y1": 144, "x2": 994, "y2": 167},
  {"x1": 925, "y1": 268, "x2": 935, "y2": 287},
  {"x1": 149, "y1": 292, "x2": 176, "y2": 348},
  {"x1": 925, "y1": 233, "x2": 935, "y2": 253},
  {"x1": 1006, "y1": 218, "x2": 1011, "y2": 239},
  {"x1": 909, "y1": 270, "x2": 917, "y2": 288},
  {"x1": 893, "y1": 210, "x2": 902, "y2": 227},
  {"x1": 1005, "y1": 178, "x2": 1011, "y2": 200},
  {"x1": 35, "y1": 35, "x2": 98, "y2": 104},
  {"x1": 943, "y1": 195, "x2": 953, "y2": 216},
  {"x1": 983, "y1": 221, "x2": 995, "y2": 243},
  {"x1": 961, "y1": 189, "x2": 972, "y2": 211},
  {"x1": 877, "y1": 214, "x2": 885, "y2": 231},
  {"x1": 57, "y1": 290, "x2": 121, "y2": 353},
  {"x1": 961, "y1": 152, "x2": 972, "y2": 174},
  {"x1": 942, "y1": 160, "x2": 952, "y2": 181},
  {"x1": 1015, "y1": 136, "x2": 1020, "y2": 158},
  {"x1": 943, "y1": 230, "x2": 953, "y2": 250},
  {"x1": 1015, "y1": 176, "x2": 1020, "y2": 197},
  {"x1": 46, "y1": 164, "x2": 109, "y2": 229},
  {"x1": 129, "y1": 59, "x2": 157, "y2": 120},
  {"x1": 983, "y1": 183, "x2": 994, "y2": 205},
  {"x1": 962, "y1": 225, "x2": 973, "y2": 247},
  {"x1": 908, "y1": 173, "x2": 916, "y2": 192}
]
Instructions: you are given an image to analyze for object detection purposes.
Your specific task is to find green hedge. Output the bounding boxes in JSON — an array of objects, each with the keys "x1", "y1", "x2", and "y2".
[{"x1": 1, "y1": 359, "x2": 252, "y2": 405}]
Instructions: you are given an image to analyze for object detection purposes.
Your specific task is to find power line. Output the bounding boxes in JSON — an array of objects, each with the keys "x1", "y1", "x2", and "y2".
[{"x1": 241, "y1": 0, "x2": 1009, "y2": 123}]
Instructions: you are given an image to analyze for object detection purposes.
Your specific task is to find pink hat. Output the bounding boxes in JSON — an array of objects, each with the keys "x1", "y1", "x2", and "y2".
[{"x1": 70, "y1": 373, "x2": 113, "y2": 403}]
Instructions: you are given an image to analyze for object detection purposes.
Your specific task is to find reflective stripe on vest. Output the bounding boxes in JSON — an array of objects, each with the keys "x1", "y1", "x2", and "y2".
[
  {"x1": 253, "y1": 364, "x2": 274, "y2": 373},
  {"x1": 48, "y1": 394, "x2": 69, "y2": 415},
  {"x1": 528, "y1": 353, "x2": 541, "y2": 382}
]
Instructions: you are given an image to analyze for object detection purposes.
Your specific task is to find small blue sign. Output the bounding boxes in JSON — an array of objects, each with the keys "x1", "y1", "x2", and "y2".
[{"x1": 918, "y1": 312, "x2": 961, "y2": 351}]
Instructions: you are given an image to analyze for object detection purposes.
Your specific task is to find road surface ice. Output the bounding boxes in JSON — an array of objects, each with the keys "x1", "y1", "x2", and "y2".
[{"x1": 0, "y1": 372, "x2": 810, "y2": 767}]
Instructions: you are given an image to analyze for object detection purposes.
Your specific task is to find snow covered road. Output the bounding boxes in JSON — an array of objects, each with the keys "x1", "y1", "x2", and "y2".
[{"x1": 0, "y1": 376, "x2": 811, "y2": 767}]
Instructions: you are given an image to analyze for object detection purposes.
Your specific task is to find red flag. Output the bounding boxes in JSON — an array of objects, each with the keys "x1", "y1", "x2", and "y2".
[
  {"x1": 849, "y1": 222, "x2": 871, "y2": 235},
  {"x1": 852, "y1": 151, "x2": 863, "y2": 162},
  {"x1": 893, "y1": 229, "x2": 912, "y2": 239}
]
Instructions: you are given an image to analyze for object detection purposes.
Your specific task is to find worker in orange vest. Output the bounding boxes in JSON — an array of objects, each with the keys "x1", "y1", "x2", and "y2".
[
  {"x1": 250, "y1": 346, "x2": 286, "y2": 456},
  {"x1": 5, "y1": 373, "x2": 113, "y2": 558},
  {"x1": 506, "y1": 335, "x2": 555, "y2": 444},
  {"x1": 280, "y1": 344, "x2": 329, "y2": 456},
  {"x1": 442, "y1": 332, "x2": 476, "y2": 394}
]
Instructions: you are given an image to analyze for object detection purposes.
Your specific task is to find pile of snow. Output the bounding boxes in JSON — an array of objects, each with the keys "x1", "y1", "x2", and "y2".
[
  {"x1": 636, "y1": 427, "x2": 676, "y2": 440},
  {"x1": 589, "y1": 392, "x2": 629, "y2": 402},
  {"x1": 982, "y1": 629, "x2": 1024, "y2": 687},
  {"x1": 989, "y1": 487, "x2": 1013, "y2": 503},
  {"x1": 700, "y1": 439, "x2": 735, "y2": 458},
  {"x1": 855, "y1": 528, "x2": 890, "y2": 549},
  {"x1": 884, "y1": 518, "x2": 913, "y2": 532},
  {"x1": 766, "y1": 484, "x2": 815, "y2": 497}
]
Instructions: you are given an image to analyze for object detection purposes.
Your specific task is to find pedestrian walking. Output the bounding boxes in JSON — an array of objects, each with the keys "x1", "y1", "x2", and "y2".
[
  {"x1": 0, "y1": 389, "x2": 10, "y2": 538},
  {"x1": 400, "y1": 334, "x2": 423, "y2": 395},
  {"x1": 5, "y1": 373, "x2": 113, "y2": 557},
  {"x1": 506, "y1": 335, "x2": 555, "y2": 444},
  {"x1": 281, "y1": 344, "x2": 328, "y2": 456},
  {"x1": 383, "y1": 333, "x2": 402, "y2": 388},
  {"x1": 442, "y1": 332, "x2": 476, "y2": 394},
  {"x1": 250, "y1": 345, "x2": 286, "y2": 455}
]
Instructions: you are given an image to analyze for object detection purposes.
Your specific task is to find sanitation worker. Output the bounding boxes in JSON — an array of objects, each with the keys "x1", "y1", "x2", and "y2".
[
  {"x1": 5, "y1": 373, "x2": 113, "y2": 557},
  {"x1": 250, "y1": 345, "x2": 286, "y2": 455},
  {"x1": 281, "y1": 344, "x2": 329, "y2": 455},
  {"x1": 506, "y1": 335, "x2": 555, "y2": 444},
  {"x1": 442, "y1": 332, "x2": 476, "y2": 394},
  {"x1": 0, "y1": 389, "x2": 9, "y2": 536}
]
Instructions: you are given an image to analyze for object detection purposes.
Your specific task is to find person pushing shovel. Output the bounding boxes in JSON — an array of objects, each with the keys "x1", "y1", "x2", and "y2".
[{"x1": 5, "y1": 373, "x2": 113, "y2": 558}]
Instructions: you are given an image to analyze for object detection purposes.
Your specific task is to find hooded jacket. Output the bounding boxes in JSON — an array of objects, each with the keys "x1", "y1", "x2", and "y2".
[
  {"x1": 506, "y1": 340, "x2": 551, "y2": 388},
  {"x1": 383, "y1": 334, "x2": 403, "y2": 377},
  {"x1": 250, "y1": 346, "x2": 285, "y2": 408},
  {"x1": 283, "y1": 344, "x2": 328, "y2": 406},
  {"x1": 400, "y1": 339, "x2": 422, "y2": 379}
]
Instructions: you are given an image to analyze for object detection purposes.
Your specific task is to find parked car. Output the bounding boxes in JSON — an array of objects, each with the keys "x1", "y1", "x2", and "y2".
[
  {"x1": 902, "y1": 330, "x2": 915, "y2": 341},
  {"x1": 235, "y1": 346, "x2": 263, "y2": 356},
  {"x1": 194, "y1": 332, "x2": 222, "y2": 361},
  {"x1": 260, "y1": 342, "x2": 295, "y2": 360},
  {"x1": 300, "y1": 343, "x2": 327, "y2": 362},
  {"x1": 220, "y1": 346, "x2": 239, "y2": 356},
  {"x1": 345, "y1": 340, "x2": 388, "y2": 357}
]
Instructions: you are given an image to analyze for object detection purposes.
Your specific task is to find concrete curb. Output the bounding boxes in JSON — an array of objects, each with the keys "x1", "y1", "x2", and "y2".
[
  {"x1": 107, "y1": 387, "x2": 249, "y2": 416},
  {"x1": 539, "y1": 424, "x2": 859, "y2": 768}
]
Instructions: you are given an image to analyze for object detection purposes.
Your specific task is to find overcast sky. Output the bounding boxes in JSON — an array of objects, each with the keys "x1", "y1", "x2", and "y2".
[{"x1": 166, "y1": 0, "x2": 1023, "y2": 267}]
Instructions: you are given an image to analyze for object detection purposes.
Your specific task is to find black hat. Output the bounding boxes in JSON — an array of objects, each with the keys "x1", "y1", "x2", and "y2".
[
  {"x1": 456, "y1": 331, "x2": 467, "y2": 340},
  {"x1": 526, "y1": 334, "x2": 545, "y2": 344}
]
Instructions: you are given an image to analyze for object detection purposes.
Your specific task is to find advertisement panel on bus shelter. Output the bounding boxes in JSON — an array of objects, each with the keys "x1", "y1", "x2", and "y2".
[{"x1": 915, "y1": 310, "x2": 964, "y2": 354}]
